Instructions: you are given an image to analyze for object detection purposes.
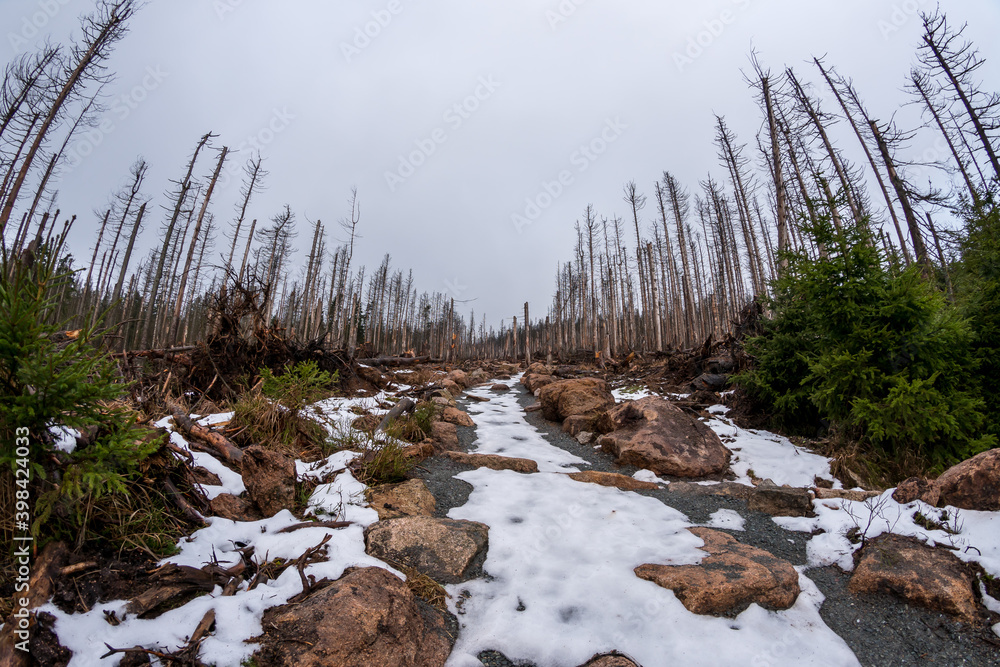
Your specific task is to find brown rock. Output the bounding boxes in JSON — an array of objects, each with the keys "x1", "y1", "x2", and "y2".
[
  {"x1": 598, "y1": 398, "x2": 730, "y2": 478},
  {"x1": 430, "y1": 396, "x2": 454, "y2": 409},
  {"x1": 429, "y1": 422, "x2": 459, "y2": 452},
  {"x1": 848, "y1": 534, "x2": 980, "y2": 623},
  {"x1": 445, "y1": 369, "x2": 471, "y2": 388},
  {"x1": 562, "y1": 414, "x2": 597, "y2": 437},
  {"x1": 538, "y1": 378, "x2": 616, "y2": 422},
  {"x1": 577, "y1": 432, "x2": 594, "y2": 445},
  {"x1": 892, "y1": 477, "x2": 937, "y2": 505},
  {"x1": 579, "y1": 654, "x2": 641, "y2": 667},
  {"x1": 365, "y1": 517, "x2": 489, "y2": 584},
  {"x1": 668, "y1": 482, "x2": 754, "y2": 501},
  {"x1": 439, "y1": 379, "x2": 463, "y2": 396},
  {"x1": 814, "y1": 487, "x2": 882, "y2": 502},
  {"x1": 442, "y1": 451, "x2": 539, "y2": 474},
  {"x1": 256, "y1": 567, "x2": 451, "y2": 667},
  {"x1": 209, "y1": 493, "x2": 260, "y2": 521},
  {"x1": 635, "y1": 528, "x2": 800, "y2": 615},
  {"x1": 401, "y1": 442, "x2": 434, "y2": 461},
  {"x1": 525, "y1": 402, "x2": 543, "y2": 413},
  {"x1": 491, "y1": 383, "x2": 511, "y2": 392},
  {"x1": 933, "y1": 448, "x2": 1000, "y2": 511},
  {"x1": 242, "y1": 446, "x2": 297, "y2": 517},
  {"x1": 191, "y1": 466, "x2": 222, "y2": 486},
  {"x1": 567, "y1": 471, "x2": 659, "y2": 492},
  {"x1": 441, "y1": 407, "x2": 475, "y2": 428},
  {"x1": 523, "y1": 373, "x2": 558, "y2": 393},
  {"x1": 524, "y1": 362, "x2": 553, "y2": 376},
  {"x1": 748, "y1": 486, "x2": 814, "y2": 517},
  {"x1": 368, "y1": 479, "x2": 436, "y2": 520}
]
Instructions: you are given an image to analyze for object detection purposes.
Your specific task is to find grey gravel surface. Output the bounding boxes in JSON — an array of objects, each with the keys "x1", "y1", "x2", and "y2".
[{"x1": 408, "y1": 382, "x2": 1000, "y2": 667}]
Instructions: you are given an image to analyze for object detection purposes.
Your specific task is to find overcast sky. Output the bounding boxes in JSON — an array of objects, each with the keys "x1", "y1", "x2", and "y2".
[{"x1": 3, "y1": 0, "x2": 999, "y2": 328}]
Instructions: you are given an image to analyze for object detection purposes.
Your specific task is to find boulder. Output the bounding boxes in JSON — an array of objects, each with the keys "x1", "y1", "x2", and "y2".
[
  {"x1": 933, "y1": 448, "x2": 1000, "y2": 511},
  {"x1": 691, "y1": 373, "x2": 729, "y2": 392},
  {"x1": 524, "y1": 361, "x2": 553, "y2": 376},
  {"x1": 491, "y1": 384, "x2": 511, "y2": 392},
  {"x1": 848, "y1": 534, "x2": 980, "y2": 623},
  {"x1": 430, "y1": 396, "x2": 454, "y2": 409},
  {"x1": 635, "y1": 528, "x2": 800, "y2": 615},
  {"x1": 429, "y1": 422, "x2": 459, "y2": 452},
  {"x1": 441, "y1": 407, "x2": 475, "y2": 428},
  {"x1": 439, "y1": 379, "x2": 463, "y2": 396},
  {"x1": 523, "y1": 373, "x2": 558, "y2": 393},
  {"x1": 748, "y1": 485, "x2": 814, "y2": 517},
  {"x1": 468, "y1": 368, "x2": 487, "y2": 385},
  {"x1": 892, "y1": 477, "x2": 940, "y2": 506},
  {"x1": 208, "y1": 493, "x2": 260, "y2": 522},
  {"x1": 368, "y1": 479, "x2": 436, "y2": 520},
  {"x1": 364, "y1": 517, "x2": 489, "y2": 584},
  {"x1": 242, "y1": 446, "x2": 297, "y2": 517},
  {"x1": 567, "y1": 471, "x2": 659, "y2": 492},
  {"x1": 538, "y1": 378, "x2": 616, "y2": 423},
  {"x1": 578, "y1": 654, "x2": 641, "y2": 667},
  {"x1": 598, "y1": 398, "x2": 730, "y2": 478},
  {"x1": 256, "y1": 567, "x2": 452, "y2": 667},
  {"x1": 442, "y1": 451, "x2": 538, "y2": 474},
  {"x1": 445, "y1": 369, "x2": 471, "y2": 388}
]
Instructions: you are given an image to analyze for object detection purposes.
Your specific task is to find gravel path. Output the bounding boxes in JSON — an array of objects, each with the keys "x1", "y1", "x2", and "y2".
[{"x1": 411, "y1": 382, "x2": 1000, "y2": 667}]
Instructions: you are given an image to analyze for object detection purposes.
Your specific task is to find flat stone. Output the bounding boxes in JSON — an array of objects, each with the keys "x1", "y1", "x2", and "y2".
[
  {"x1": 668, "y1": 482, "x2": 753, "y2": 501},
  {"x1": 442, "y1": 451, "x2": 538, "y2": 474},
  {"x1": 748, "y1": 485, "x2": 814, "y2": 517},
  {"x1": 368, "y1": 479, "x2": 436, "y2": 520},
  {"x1": 848, "y1": 534, "x2": 980, "y2": 623},
  {"x1": 365, "y1": 517, "x2": 489, "y2": 584},
  {"x1": 567, "y1": 471, "x2": 659, "y2": 492},
  {"x1": 814, "y1": 487, "x2": 882, "y2": 502},
  {"x1": 635, "y1": 528, "x2": 800, "y2": 615}
]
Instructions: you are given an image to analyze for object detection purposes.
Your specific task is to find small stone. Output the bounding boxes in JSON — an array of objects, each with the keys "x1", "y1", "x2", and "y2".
[
  {"x1": 578, "y1": 654, "x2": 641, "y2": 667},
  {"x1": 577, "y1": 431, "x2": 594, "y2": 445},
  {"x1": 814, "y1": 487, "x2": 882, "y2": 502},
  {"x1": 491, "y1": 383, "x2": 511, "y2": 392}
]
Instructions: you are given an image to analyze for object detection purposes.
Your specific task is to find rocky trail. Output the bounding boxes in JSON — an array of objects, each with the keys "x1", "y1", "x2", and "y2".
[{"x1": 22, "y1": 368, "x2": 1000, "y2": 666}]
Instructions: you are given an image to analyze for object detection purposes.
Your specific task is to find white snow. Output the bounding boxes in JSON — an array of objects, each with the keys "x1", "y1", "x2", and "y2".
[
  {"x1": 705, "y1": 508, "x2": 746, "y2": 531},
  {"x1": 49, "y1": 426, "x2": 80, "y2": 453},
  {"x1": 445, "y1": 375, "x2": 860, "y2": 667},
  {"x1": 611, "y1": 383, "x2": 654, "y2": 401},
  {"x1": 705, "y1": 414, "x2": 839, "y2": 489},
  {"x1": 46, "y1": 408, "x2": 395, "y2": 667},
  {"x1": 463, "y1": 377, "x2": 585, "y2": 472},
  {"x1": 632, "y1": 469, "x2": 666, "y2": 485},
  {"x1": 774, "y1": 492, "x2": 1000, "y2": 578}
]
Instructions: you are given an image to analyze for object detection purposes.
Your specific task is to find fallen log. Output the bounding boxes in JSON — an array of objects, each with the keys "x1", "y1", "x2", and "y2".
[
  {"x1": 376, "y1": 397, "x2": 416, "y2": 432},
  {"x1": 276, "y1": 521, "x2": 352, "y2": 534},
  {"x1": 113, "y1": 345, "x2": 198, "y2": 359},
  {"x1": 169, "y1": 403, "x2": 243, "y2": 465},
  {"x1": 357, "y1": 356, "x2": 432, "y2": 367}
]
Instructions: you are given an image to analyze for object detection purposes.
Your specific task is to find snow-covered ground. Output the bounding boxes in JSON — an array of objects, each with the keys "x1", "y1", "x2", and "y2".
[
  {"x1": 37, "y1": 376, "x2": 1000, "y2": 664},
  {"x1": 445, "y1": 376, "x2": 860, "y2": 667},
  {"x1": 41, "y1": 395, "x2": 399, "y2": 667}
]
